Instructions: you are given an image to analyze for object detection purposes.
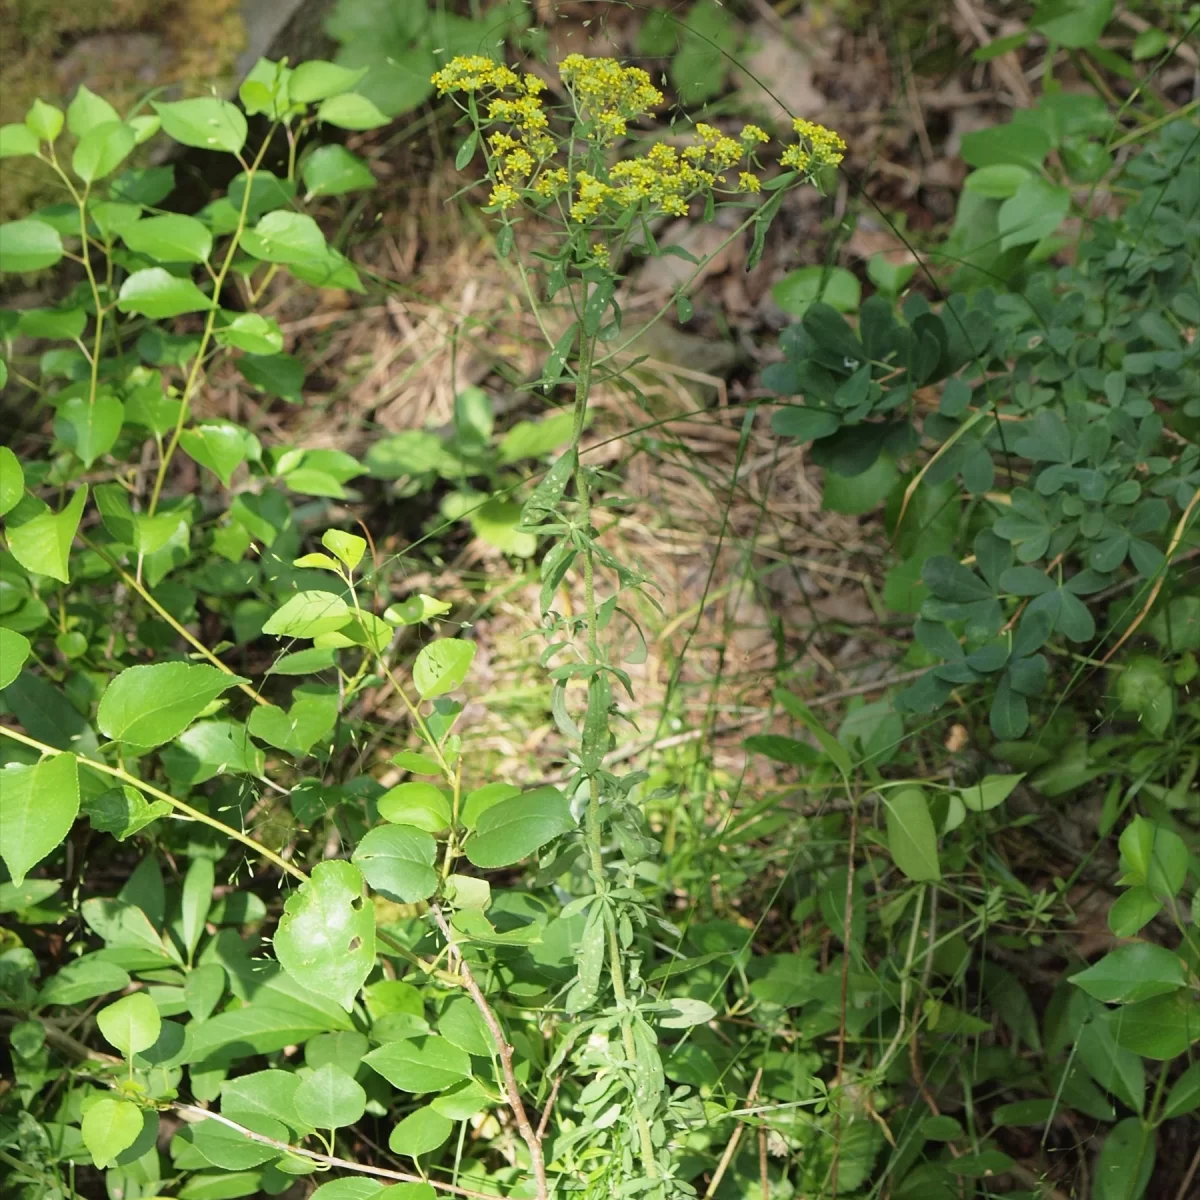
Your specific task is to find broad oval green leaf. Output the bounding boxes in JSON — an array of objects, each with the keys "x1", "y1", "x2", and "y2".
[
  {"x1": 464, "y1": 785, "x2": 575, "y2": 869},
  {"x1": 294, "y1": 1061, "x2": 367, "y2": 1130},
  {"x1": 273, "y1": 860, "x2": 375, "y2": 1011},
  {"x1": 388, "y1": 1105, "x2": 453, "y2": 1158},
  {"x1": 377, "y1": 782, "x2": 451, "y2": 834},
  {"x1": 179, "y1": 422, "x2": 248, "y2": 487},
  {"x1": 1070, "y1": 943, "x2": 1187, "y2": 1005},
  {"x1": 351, "y1": 824, "x2": 438, "y2": 903},
  {"x1": 54, "y1": 393, "x2": 125, "y2": 467},
  {"x1": 301, "y1": 144, "x2": 376, "y2": 198},
  {"x1": 317, "y1": 93, "x2": 390, "y2": 130},
  {"x1": 97, "y1": 662, "x2": 246, "y2": 748},
  {"x1": 412, "y1": 638, "x2": 475, "y2": 699},
  {"x1": 72, "y1": 120, "x2": 136, "y2": 183},
  {"x1": 263, "y1": 590, "x2": 351, "y2": 638},
  {"x1": 122, "y1": 213, "x2": 213, "y2": 263},
  {"x1": 214, "y1": 312, "x2": 283, "y2": 355},
  {"x1": 884, "y1": 786, "x2": 942, "y2": 882},
  {"x1": 97, "y1": 990, "x2": 161, "y2": 1056},
  {"x1": 152, "y1": 98, "x2": 247, "y2": 154},
  {"x1": 117, "y1": 267, "x2": 212, "y2": 318},
  {"x1": 0, "y1": 752, "x2": 79, "y2": 886},
  {"x1": 66, "y1": 84, "x2": 119, "y2": 136},
  {"x1": 0, "y1": 219, "x2": 64, "y2": 272},
  {"x1": 362, "y1": 1035, "x2": 472, "y2": 1093},
  {"x1": 289, "y1": 61, "x2": 369, "y2": 103},
  {"x1": 81, "y1": 1097, "x2": 143, "y2": 1169}
]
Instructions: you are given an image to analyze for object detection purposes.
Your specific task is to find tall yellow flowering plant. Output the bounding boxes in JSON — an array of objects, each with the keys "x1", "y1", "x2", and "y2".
[{"x1": 430, "y1": 52, "x2": 845, "y2": 1196}]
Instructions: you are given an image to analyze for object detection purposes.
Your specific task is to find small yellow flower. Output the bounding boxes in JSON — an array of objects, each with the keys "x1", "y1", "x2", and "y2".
[
  {"x1": 786, "y1": 118, "x2": 846, "y2": 170},
  {"x1": 738, "y1": 171, "x2": 761, "y2": 193},
  {"x1": 533, "y1": 167, "x2": 569, "y2": 199},
  {"x1": 740, "y1": 124, "x2": 769, "y2": 145},
  {"x1": 592, "y1": 242, "x2": 610, "y2": 267},
  {"x1": 431, "y1": 55, "x2": 518, "y2": 95},
  {"x1": 488, "y1": 183, "x2": 520, "y2": 210}
]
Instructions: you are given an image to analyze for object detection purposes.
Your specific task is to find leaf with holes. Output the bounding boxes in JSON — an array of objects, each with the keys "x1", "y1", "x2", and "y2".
[{"x1": 273, "y1": 860, "x2": 375, "y2": 1011}]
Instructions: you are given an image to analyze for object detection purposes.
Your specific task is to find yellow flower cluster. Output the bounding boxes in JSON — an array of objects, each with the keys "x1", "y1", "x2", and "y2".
[
  {"x1": 431, "y1": 56, "x2": 518, "y2": 95},
  {"x1": 780, "y1": 117, "x2": 846, "y2": 173},
  {"x1": 432, "y1": 55, "x2": 846, "y2": 225},
  {"x1": 558, "y1": 54, "x2": 663, "y2": 142},
  {"x1": 591, "y1": 242, "x2": 610, "y2": 268}
]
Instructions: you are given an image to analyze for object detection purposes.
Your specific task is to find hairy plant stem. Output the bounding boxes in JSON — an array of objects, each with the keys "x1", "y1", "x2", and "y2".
[{"x1": 571, "y1": 331, "x2": 659, "y2": 1180}]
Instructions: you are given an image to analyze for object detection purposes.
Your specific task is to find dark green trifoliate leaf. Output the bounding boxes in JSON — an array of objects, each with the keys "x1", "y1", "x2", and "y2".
[
  {"x1": 122, "y1": 213, "x2": 213, "y2": 263},
  {"x1": 413, "y1": 638, "x2": 475, "y2": 699},
  {"x1": 153, "y1": 98, "x2": 247, "y2": 154},
  {"x1": 1093, "y1": 1118, "x2": 1155, "y2": 1200},
  {"x1": 352, "y1": 824, "x2": 438, "y2": 903},
  {"x1": 97, "y1": 662, "x2": 246, "y2": 749},
  {"x1": 0, "y1": 752, "x2": 79, "y2": 886},
  {"x1": 118, "y1": 267, "x2": 212, "y2": 318},
  {"x1": 294, "y1": 1061, "x2": 367, "y2": 1130},
  {"x1": 273, "y1": 860, "x2": 375, "y2": 1011},
  {"x1": 1118, "y1": 816, "x2": 1188, "y2": 899},
  {"x1": 883, "y1": 786, "x2": 941, "y2": 882},
  {"x1": 1164, "y1": 1062, "x2": 1200, "y2": 1120},
  {"x1": 362, "y1": 1035, "x2": 472, "y2": 1092},
  {"x1": 464, "y1": 785, "x2": 575, "y2": 869},
  {"x1": 388, "y1": 1106, "x2": 453, "y2": 1158},
  {"x1": 302, "y1": 144, "x2": 376, "y2": 197},
  {"x1": 81, "y1": 1097, "x2": 143, "y2": 1169},
  {"x1": 97, "y1": 990, "x2": 161, "y2": 1056}
]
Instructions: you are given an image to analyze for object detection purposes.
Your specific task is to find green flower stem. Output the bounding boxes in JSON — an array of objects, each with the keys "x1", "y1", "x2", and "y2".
[
  {"x1": 571, "y1": 330, "x2": 659, "y2": 1180},
  {"x1": 43, "y1": 153, "x2": 105, "y2": 409},
  {"x1": 83, "y1": 534, "x2": 269, "y2": 707},
  {"x1": 147, "y1": 127, "x2": 276, "y2": 518}
]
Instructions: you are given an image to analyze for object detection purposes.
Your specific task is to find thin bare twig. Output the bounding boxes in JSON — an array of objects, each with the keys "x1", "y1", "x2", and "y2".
[
  {"x1": 430, "y1": 905, "x2": 549, "y2": 1200},
  {"x1": 173, "y1": 1104, "x2": 498, "y2": 1199},
  {"x1": 704, "y1": 1068, "x2": 763, "y2": 1199},
  {"x1": 536, "y1": 1074, "x2": 562, "y2": 1141}
]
